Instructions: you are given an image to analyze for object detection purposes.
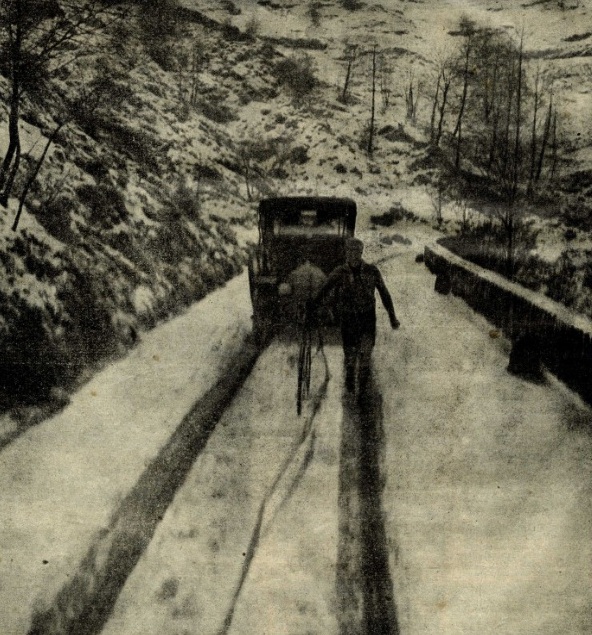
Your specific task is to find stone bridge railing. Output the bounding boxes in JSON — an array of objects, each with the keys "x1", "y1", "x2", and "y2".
[{"x1": 424, "y1": 242, "x2": 592, "y2": 406}]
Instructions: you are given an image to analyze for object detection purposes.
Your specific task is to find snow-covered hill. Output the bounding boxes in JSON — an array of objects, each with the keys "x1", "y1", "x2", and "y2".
[{"x1": 1, "y1": 0, "x2": 591, "y2": 434}]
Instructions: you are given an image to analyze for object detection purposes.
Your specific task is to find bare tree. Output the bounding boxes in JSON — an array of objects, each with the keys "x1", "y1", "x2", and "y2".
[
  {"x1": 236, "y1": 134, "x2": 296, "y2": 201},
  {"x1": 451, "y1": 21, "x2": 476, "y2": 169},
  {"x1": 428, "y1": 180, "x2": 446, "y2": 227},
  {"x1": 454, "y1": 194, "x2": 472, "y2": 235},
  {"x1": 367, "y1": 44, "x2": 378, "y2": 155},
  {"x1": 430, "y1": 57, "x2": 453, "y2": 146},
  {"x1": 405, "y1": 69, "x2": 420, "y2": 122},
  {"x1": 550, "y1": 106, "x2": 559, "y2": 180},
  {"x1": 0, "y1": 0, "x2": 118, "y2": 206},
  {"x1": 535, "y1": 91, "x2": 554, "y2": 182},
  {"x1": 12, "y1": 80, "x2": 112, "y2": 231},
  {"x1": 379, "y1": 52, "x2": 392, "y2": 112},
  {"x1": 180, "y1": 39, "x2": 208, "y2": 107},
  {"x1": 339, "y1": 41, "x2": 358, "y2": 104}
]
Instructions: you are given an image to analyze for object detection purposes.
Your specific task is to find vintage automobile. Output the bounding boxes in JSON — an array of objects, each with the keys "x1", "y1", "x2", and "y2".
[{"x1": 248, "y1": 196, "x2": 357, "y2": 342}]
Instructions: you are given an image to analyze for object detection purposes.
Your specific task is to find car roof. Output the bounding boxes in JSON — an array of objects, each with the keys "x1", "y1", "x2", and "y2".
[{"x1": 258, "y1": 196, "x2": 357, "y2": 216}]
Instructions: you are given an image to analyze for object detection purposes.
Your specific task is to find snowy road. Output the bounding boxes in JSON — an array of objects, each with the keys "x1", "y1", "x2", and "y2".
[{"x1": 100, "y1": 234, "x2": 592, "y2": 635}]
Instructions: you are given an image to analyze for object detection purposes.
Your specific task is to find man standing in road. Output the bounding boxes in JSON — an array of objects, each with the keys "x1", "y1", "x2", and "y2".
[{"x1": 312, "y1": 237, "x2": 400, "y2": 393}]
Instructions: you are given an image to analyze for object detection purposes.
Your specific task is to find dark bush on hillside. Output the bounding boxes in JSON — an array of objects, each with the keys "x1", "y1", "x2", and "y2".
[
  {"x1": 32, "y1": 195, "x2": 77, "y2": 243},
  {"x1": 195, "y1": 164, "x2": 223, "y2": 182},
  {"x1": 100, "y1": 122, "x2": 163, "y2": 173},
  {"x1": 221, "y1": 0, "x2": 241, "y2": 14},
  {"x1": 273, "y1": 54, "x2": 318, "y2": 101},
  {"x1": 289, "y1": 145, "x2": 310, "y2": 165},
  {"x1": 560, "y1": 169, "x2": 592, "y2": 193},
  {"x1": 76, "y1": 183, "x2": 128, "y2": 228},
  {"x1": 339, "y1": 0, "x2": 363, "y2": 9},
  {"x1": 108, "y1": 231, "x2": 155, "y2": 274},
  {"x1": 59, "y1": 268, "x2": 118, "y2": 361},
  {"x1": 220, "y1": 17, "x2": 246, "y2": 41},
  {"x1": 167, "y1": 181, "x2": 201, "y2": 222},
  {"x1": 545, "y1": 249, "x2": 592, "y2": 313},
  {"x1": 198, "y1": 98, "x2": 237, "y2": 123},
  {"x1": 0, "y1": 48, "x2": 47, "y2": 95},
  {"x1": 83, "y1": 159, "x2": 110, "y2": 182},
  {"x1": 144, "y1": 41, "x2": 180, "y2": 72},
  {"x1": 561, "y1": 196, "x2": 592, "y2": 230},
  {"x1": 0, "y1": 248, "x2": 117, "y2": 406},
  {"x1": 378, "y1": 124, "x2": 416, "y2": 144},
  {"x1": 139, "y1": 0, "x2": 186, "y2": 68},
  {"x1": 440, "y1": 220, "x2": 541, "y2": 287},
  {"x1": 267, "y1": 36, "x2": 327, "y2": 50},
  {"x1": 9, "y1": 233, "x2": 62, "y2": 281},
  {"x1": 141, "y1": 0, "x2": 184, "y2": 35},
  {"x1": 565, "y1": 228, "x2": 577, "y2": 241},
  {"x1": 0, "y1": 300, "x2": 67, "y2": 405},
  {"x1": 370, "y1": 204, "x2": 417, "y2": 226}
]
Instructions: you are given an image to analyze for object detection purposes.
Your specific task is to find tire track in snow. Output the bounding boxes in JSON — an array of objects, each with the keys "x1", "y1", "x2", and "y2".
[
  {"x1": 27, "y1": 341, "x2": 261, "y2": 635},
  {"x1": 217, "y1": 344, "x2": 331, "y2": 635},
  {"x1": 337, "y1": 370, "x2": 399, "y2": 635}
]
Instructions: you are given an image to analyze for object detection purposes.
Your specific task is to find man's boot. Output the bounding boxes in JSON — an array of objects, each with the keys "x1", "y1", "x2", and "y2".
[
  {"x1": 344, "y1": 359, "x2": 356, "y2": 392},
  {"x1": 346, "y1": 367, "x2": 355, "y2": 392}
]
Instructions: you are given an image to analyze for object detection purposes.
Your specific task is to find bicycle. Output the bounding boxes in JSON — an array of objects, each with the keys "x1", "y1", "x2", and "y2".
[
  {"x1": 295, "y1": 300, "x2": 314, "y2": 416},
  {"x1": 297, "y1": 300, "x2": 328, "y2": 416}
]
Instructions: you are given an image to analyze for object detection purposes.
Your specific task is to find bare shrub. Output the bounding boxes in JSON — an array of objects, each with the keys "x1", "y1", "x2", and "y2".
[
  {"x1": 167, "y1": 180, "x2": 201, "y2": 223},
  {"x1": 32, "y1": 195, "x2": 77, "y2": 243},
  {"x1": 245, "y1": 15, "x2": 260, "y2": 39},
  {"x1": 370, "y1": 205, "x2": 418, "y2": 226},
  {"x1": 198, "y1": 98, "x2": 237, "y2": 123},
  {"x1": 307, "y1": 1, "x2": 322, "y2": 26},
  {"x1": 339, "y1": 0, "x2": 363, "y2": 9},
  {"x1": 140, "y1": 0, "x2": 186, "y2": 69},
  {"x1": 76, "y1": 183, "x2": 128, "y2": 229},
  {"x1": 273, "y1": 54, "x2": 318, "y2": 102}
]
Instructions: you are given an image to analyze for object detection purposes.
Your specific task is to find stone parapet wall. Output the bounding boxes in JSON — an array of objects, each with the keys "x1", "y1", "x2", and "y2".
[{"x1": 424, "y1": 243, "x2": 592, "y2": 405}]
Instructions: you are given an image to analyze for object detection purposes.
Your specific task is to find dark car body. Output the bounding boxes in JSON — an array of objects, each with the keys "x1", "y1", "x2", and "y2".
[{"x1": 249, "y1": 196, "x2": 357, "y2": 341}]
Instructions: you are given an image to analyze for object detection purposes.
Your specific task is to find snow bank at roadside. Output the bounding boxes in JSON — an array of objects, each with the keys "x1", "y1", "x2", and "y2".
[{"x1": 0, "y1": 273, "x2": 253, "y2": 635}]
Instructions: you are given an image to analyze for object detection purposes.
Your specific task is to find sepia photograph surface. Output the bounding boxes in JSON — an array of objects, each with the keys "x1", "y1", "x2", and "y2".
[{"x1": 1, "y1": 0, "x2": 591, "y2": 633}]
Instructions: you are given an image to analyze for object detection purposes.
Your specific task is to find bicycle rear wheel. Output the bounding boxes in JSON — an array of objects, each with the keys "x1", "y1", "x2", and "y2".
[{"x1": 297, "y1": 328, "x2": 312, "y2": 416}]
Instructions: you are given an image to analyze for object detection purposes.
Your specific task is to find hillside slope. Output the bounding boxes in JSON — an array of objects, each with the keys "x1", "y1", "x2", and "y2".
[{"x1": 1, "y1": 0, "x2": 591, "y2": 434}]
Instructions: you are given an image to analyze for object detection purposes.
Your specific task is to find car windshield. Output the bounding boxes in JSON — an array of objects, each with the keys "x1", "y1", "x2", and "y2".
[{"x1": 273, "y1": 209, "x2": 346, "y2": 236}]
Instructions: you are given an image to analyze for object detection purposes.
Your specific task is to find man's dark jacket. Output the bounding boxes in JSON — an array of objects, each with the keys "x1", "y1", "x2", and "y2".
[{"x1": 315, "y1": 261, "x2": 397, "y2": 327}]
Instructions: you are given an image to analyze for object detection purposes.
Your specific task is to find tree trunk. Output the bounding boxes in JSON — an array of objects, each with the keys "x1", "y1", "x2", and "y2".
[
  {"x1": 550, "y1": 110, "x2": 558, "y2": 180},
  {"x1": 453, "y1": 41, "x2": 471, "y2": 169},
  {"x1": 341, "y1": 49, "x2": 356, "y2": 103},
  {"x1": 455, "y1": 119, "x2": 462, "y2": 169},
  {"x1": 13, "y1": 122, "x2": 65, "y2": 231},
  {"x1": 0, "y1": 136, "x2": 21, "y2": 208},
  {"x1": 434, "y1": 75, "x2": 450, "y2": 147},
  {"x1": 429, "y1": 73, "x2": 441, "y2": 143},
  {"x1": 488, "y1": 106, "x2": 500, "y2": 170},
  {"x1": 535, "y1": 97, "x2": 553, "y2": 182},
  {"x1": 506, "y1": 210, "x2": 514, "y2": 281},
  {"x1": 511, "y1": 32, "x2": 523, "y2": 204},
  {"x1": 367, "y1": 45, "x2": 377, "y2": 156},
  {"x1": 528, "y1": 68, "x2": 541, "y2": 194},
  {"x1": 0, "y1": 12, "x2": 23, "y2": 203}
]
